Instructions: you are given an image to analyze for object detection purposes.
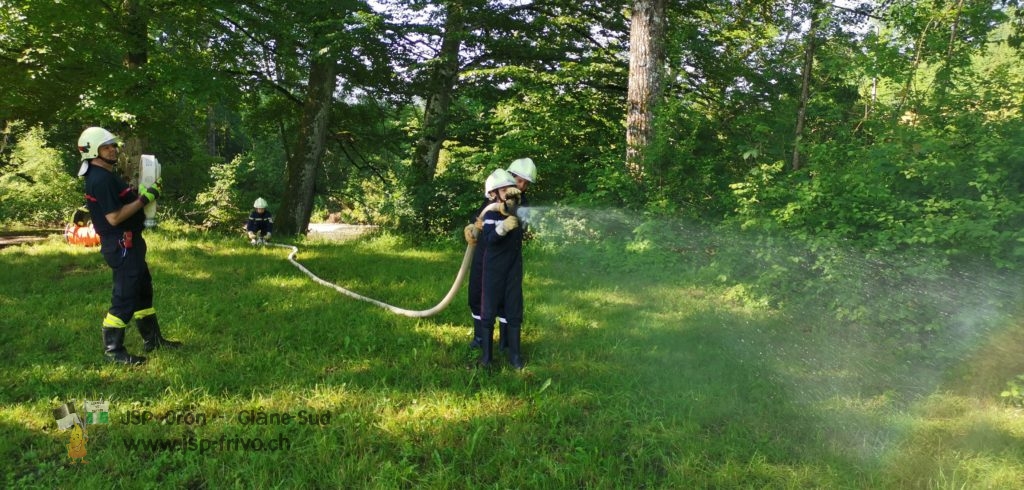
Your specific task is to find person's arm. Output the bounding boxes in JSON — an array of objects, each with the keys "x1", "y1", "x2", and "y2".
[
  {"x1": 105, "y1": 200, "x2": 145, "y2": 227},
  {"x1": 103, "y1": 182, "x2": 159, "y2": 227}
]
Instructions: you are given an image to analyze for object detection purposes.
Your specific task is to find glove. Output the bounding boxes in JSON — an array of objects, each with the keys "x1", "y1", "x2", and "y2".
[
  {"x1": 495, "y1": 215, "x2": 518, "y2": 236},
  {"x1": 265, "y1": 233, "x2": 271, "y2": 241},
  {"x1": 248, "y1": 232, "x2": 256, "y2": 240},
  {"x1": 499, "y1": 188, "x2": 522, "y2": 216},
  {"x1": 138, "y1": 179, "x2": 162, "y2": 205},
  {"x1": 464, "y1": 223, "x2": 478, "y2": 244}
]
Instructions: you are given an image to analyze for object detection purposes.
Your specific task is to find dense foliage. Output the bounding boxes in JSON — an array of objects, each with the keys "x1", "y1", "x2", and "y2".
[{"x1": 2, "y1": 1, "x2": 1023, "y2": 340}]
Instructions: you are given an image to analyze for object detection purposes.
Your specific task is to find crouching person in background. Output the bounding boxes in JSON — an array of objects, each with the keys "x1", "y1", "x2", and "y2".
[{"x1": 246, "y1": 197, "x2": 274, "y2": 244}]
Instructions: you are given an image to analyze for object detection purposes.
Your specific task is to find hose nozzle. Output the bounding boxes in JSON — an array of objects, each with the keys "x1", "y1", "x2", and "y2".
[{"x1": 502, "y1": 193, "x2": 520, "y2": 218}]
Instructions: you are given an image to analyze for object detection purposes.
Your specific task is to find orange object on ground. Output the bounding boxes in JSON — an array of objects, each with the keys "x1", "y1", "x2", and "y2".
[{"x1": 64, "y1": 206, "x2": 101, "y2": 247}]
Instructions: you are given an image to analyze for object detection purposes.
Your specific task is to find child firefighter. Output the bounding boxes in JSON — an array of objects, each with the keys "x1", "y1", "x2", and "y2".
[{"x1": 477, "y1": 169, "x2": 526, "y2": 369}]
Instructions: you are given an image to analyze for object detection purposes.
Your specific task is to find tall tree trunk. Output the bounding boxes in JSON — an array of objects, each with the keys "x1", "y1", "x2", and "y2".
[
  {"x1": 410, "y1": 3, "x2": 464, "y2": 231},
  {"x1": 276, "y1": 57, "x2": 337, "y2": 236},
  {"x1": 934, "y1": 0, "x2": 965, "y2": 112},
  {"x1": 791, "y1": 2, "x2": 820, "y2": 172},
  {"x1": 206, "y1": 105, "x2": 218, "y2": 156},
  {"x1": 120, "y1": 0, "x2": 149, "y2": 184},
  {"x1": 625, "y1": 0, "x2": 667, "y2": 185},
  {"x1": 123, "y1": 0, "x2": 148, "y2": 69}
]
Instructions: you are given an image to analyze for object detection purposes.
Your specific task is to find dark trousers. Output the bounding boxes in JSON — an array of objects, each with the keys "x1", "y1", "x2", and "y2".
[
  {"x1": 480, "y1": 260, "x2": 523, "y2": 353},
  {"x1": 100, "y1": 233, "x2": 153, "y2": 324}
]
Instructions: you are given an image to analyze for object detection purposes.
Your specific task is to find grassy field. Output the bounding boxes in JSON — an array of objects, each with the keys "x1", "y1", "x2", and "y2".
[{"x1": 1, "y1": 217, "x2": 1023, "y2": 488}]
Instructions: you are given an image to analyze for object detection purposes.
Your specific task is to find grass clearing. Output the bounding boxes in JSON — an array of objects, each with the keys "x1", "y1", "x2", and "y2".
[{"x1": 1, "y1": 223, "x2": 1023, "y2": 488}]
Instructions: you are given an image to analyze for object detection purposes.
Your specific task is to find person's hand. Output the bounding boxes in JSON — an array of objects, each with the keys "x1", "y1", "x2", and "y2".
[
  {"x1": 265, "y1": 233, "x2": 271, "y2": 241},
  {"x1": 496, "y1": 215, "x2": 518, "y2": 236},
  {"x1": 464, "y1": 223, "x2": 478, "y2": 244},
  {"x1": 499, "y1": 188, "x2": 522, "y2": 216},
  {"x1": 139, "y1": 179, "x2": 162, "y2": 205}
]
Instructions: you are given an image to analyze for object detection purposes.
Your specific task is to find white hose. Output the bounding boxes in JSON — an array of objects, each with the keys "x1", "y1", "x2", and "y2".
[{"x1": 268, "y1": 241, "x2": 475, "y2": 318}]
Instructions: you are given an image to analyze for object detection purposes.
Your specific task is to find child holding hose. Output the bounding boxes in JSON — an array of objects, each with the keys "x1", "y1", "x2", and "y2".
[
  {"x1": 465, "y1": 169, "x2": 518, "y2": 350},
  {"x1": 477, "y1": 174, "x2": 526, "y2": 369}
]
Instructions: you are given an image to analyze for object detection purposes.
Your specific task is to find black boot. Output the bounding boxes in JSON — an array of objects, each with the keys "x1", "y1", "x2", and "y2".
[
  {"x1": 507, "y1": 324, "x2": 523, "y2": 370},
  {"x1": 478, "y1": 329, "x2": 494, "y2": 368},
  {"x1": 498, "y1": 319, "x2": 509, "y2": 352},
  {"x1": 469, "y1": 317, "x2": 483, "y2": 349},
  {"x1": 103, "y1": 327, "x2": 147, "y2": 365},
  {"x1": 136, "y1": 315, "x2": 182, "y2": 352}
]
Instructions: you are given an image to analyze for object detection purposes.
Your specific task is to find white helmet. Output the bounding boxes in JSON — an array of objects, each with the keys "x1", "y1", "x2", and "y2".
[
  {"x1": 77, "y1": 127, "x2": 119, "y2": 176},
  {"x1": 484, "y1": 169, "x2": 516, "y2": 197},
  {"x1": 507, "y1": 157, "x2": 537, "y2": 183},
  {"x1": 254, "y1": 197, "x2": 269, "y2": 209}
]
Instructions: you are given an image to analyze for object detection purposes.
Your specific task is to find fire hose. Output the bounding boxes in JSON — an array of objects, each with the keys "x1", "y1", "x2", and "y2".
[
  {"x1": 262, "y1": 198, "x2": 518, "y2": 318},
  {"x1": 267, "y1": 241, "x2": 475, "y2": 318}
]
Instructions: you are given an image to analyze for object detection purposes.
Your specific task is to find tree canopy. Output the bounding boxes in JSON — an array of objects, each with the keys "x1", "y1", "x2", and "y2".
[{"x1": 2, "y1": 0, "x2": 1023, "y2": 265}]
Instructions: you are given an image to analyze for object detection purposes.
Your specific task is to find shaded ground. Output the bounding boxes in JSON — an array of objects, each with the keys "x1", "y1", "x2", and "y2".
[{"x1": 0, "y1": 229, "x2": 58, "y2": 248}]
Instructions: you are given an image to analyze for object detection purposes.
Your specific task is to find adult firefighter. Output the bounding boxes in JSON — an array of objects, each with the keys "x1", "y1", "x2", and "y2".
[{"x1": 77, "y1": 127, "x2": 182, "y2": 365}]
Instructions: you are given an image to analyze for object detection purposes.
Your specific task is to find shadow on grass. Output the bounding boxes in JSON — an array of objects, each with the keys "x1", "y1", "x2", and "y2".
[{"x1": 2, "y1": 231, "x2": 1023, "y2": 487}]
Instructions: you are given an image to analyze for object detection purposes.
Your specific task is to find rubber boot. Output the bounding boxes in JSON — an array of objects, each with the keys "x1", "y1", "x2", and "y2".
[
  {"x1": 498, "y1": 319, "x2": 509, "y2": 352},
  {"x1": 469, "y1": 317, "x2": 483, "y2": 349},
  {"x1": 136, "y1": 315, "x2": 182, "y2": 352},
  {"x1": 103, "y1": 327, "x2": 147, "y2": 365},
  {"x1": 507, "y1": 324, "x2": 523, "y2": 370},
  {"x1": 478, "y1": 329, "x2": 494, "y2": 368}
]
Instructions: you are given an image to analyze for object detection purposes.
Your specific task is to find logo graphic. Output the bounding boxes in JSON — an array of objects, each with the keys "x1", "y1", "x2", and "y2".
[
  {"x1": 67, "y1": 424, "x2": 89, "y2": 464},
  {"x1": 84, "y1": 400, "x2": 110, "y2": 425},
  {"x1": 52, "y1": 402, "x2": 82, "y2": 430},
  {"x1": 53, "y1": 399, "x2": 108, "y2": 464}
]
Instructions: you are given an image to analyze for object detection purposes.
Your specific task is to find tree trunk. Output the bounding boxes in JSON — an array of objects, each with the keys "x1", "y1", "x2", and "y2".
[
  {"x1": 409, "y1": 3, "x2": 464, "y2": 231},
  {"x1": 791, "y1": 2, "x2": 820, "y2": 172},
  {"x1": 120, "y1": 0, "x2": 149, "y2": 184},
  {"x1": 276, "y1": 57, "x2": 337, "y2": 236},
  {"x1": 206, "y1": 105, "x2": 218, "y2": 156},
  {"x1": 625, "y1": 0, "x2": 667, "y2": 185},
  {"x1": 122, "y1": 0, "x2": 148, "y2": 69}
]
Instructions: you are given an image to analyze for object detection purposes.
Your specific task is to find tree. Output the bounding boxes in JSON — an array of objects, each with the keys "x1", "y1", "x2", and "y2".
[
  {"x1": 625, "y1": 0, "x2": 667, "y2": 185},
  {"x1": 276, "y1": 57, "x2": 338, "y2": 235},
  {"x1": 408, "y1": 1, "x2": 466, "y2": 232},
  {"x1": 791, "y1": 1, "x2": 822, "y2": 172}
]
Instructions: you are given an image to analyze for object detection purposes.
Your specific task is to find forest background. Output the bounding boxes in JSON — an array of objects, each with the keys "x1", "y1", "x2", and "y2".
[
  {"x1": 5, "y1": 1, "x2": 1024, "y2": 486},
  {"x1": 3, "y1": 0, "x2": 1024, "y2": 402}
]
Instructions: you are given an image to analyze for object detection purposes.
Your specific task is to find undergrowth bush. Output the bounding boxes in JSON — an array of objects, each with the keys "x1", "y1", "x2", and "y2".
[{"x1": 0, "y1": 125, "x2": 80, "y2": 226}]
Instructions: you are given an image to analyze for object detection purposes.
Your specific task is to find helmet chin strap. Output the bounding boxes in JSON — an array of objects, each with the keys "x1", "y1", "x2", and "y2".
[{"x1": 100, "y1": 157, "x2": 118, "y2": 166}]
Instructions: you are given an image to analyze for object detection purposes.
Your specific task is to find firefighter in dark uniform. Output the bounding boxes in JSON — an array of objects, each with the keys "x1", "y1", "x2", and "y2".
[
  {"x1": 478, "y1": 172, "x2": 526, "y2": 369},
  {"x1": 499, "y1": 158, "x2": 536, "y2": 349},
  {"x1": 466, "y1": 159, "x2": 538, "y2": 352},
  {"x1": 246, "y1": 198, "x2": 274, "y2": 244},
  {"x1": 465, "y1": 169, "x2": 518, "y2": 349},
  {"x1": 77, "y1": 127, "x2": 182, "y2": 365}
]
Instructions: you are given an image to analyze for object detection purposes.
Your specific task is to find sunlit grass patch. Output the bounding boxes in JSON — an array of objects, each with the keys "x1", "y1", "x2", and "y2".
[{"x1": 2, "y1": 227, "x2": 1024, "y2": 487}]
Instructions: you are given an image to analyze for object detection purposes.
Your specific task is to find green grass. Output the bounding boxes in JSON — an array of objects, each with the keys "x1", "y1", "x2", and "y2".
[{"x1": 1, "y1": 224, "x2": 1023, "y2": 488}]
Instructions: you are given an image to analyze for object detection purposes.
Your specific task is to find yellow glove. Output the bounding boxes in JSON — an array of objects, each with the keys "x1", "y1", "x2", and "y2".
[
  {"x1": 499, "y1": 187, "x2": 522, "y2": 216},
  {"x1": 463, "y1": 223, "x2": 478, "y2": 244},
  {"x1": 496, "y1": 215, "x2": 518, "y2": 236}
]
